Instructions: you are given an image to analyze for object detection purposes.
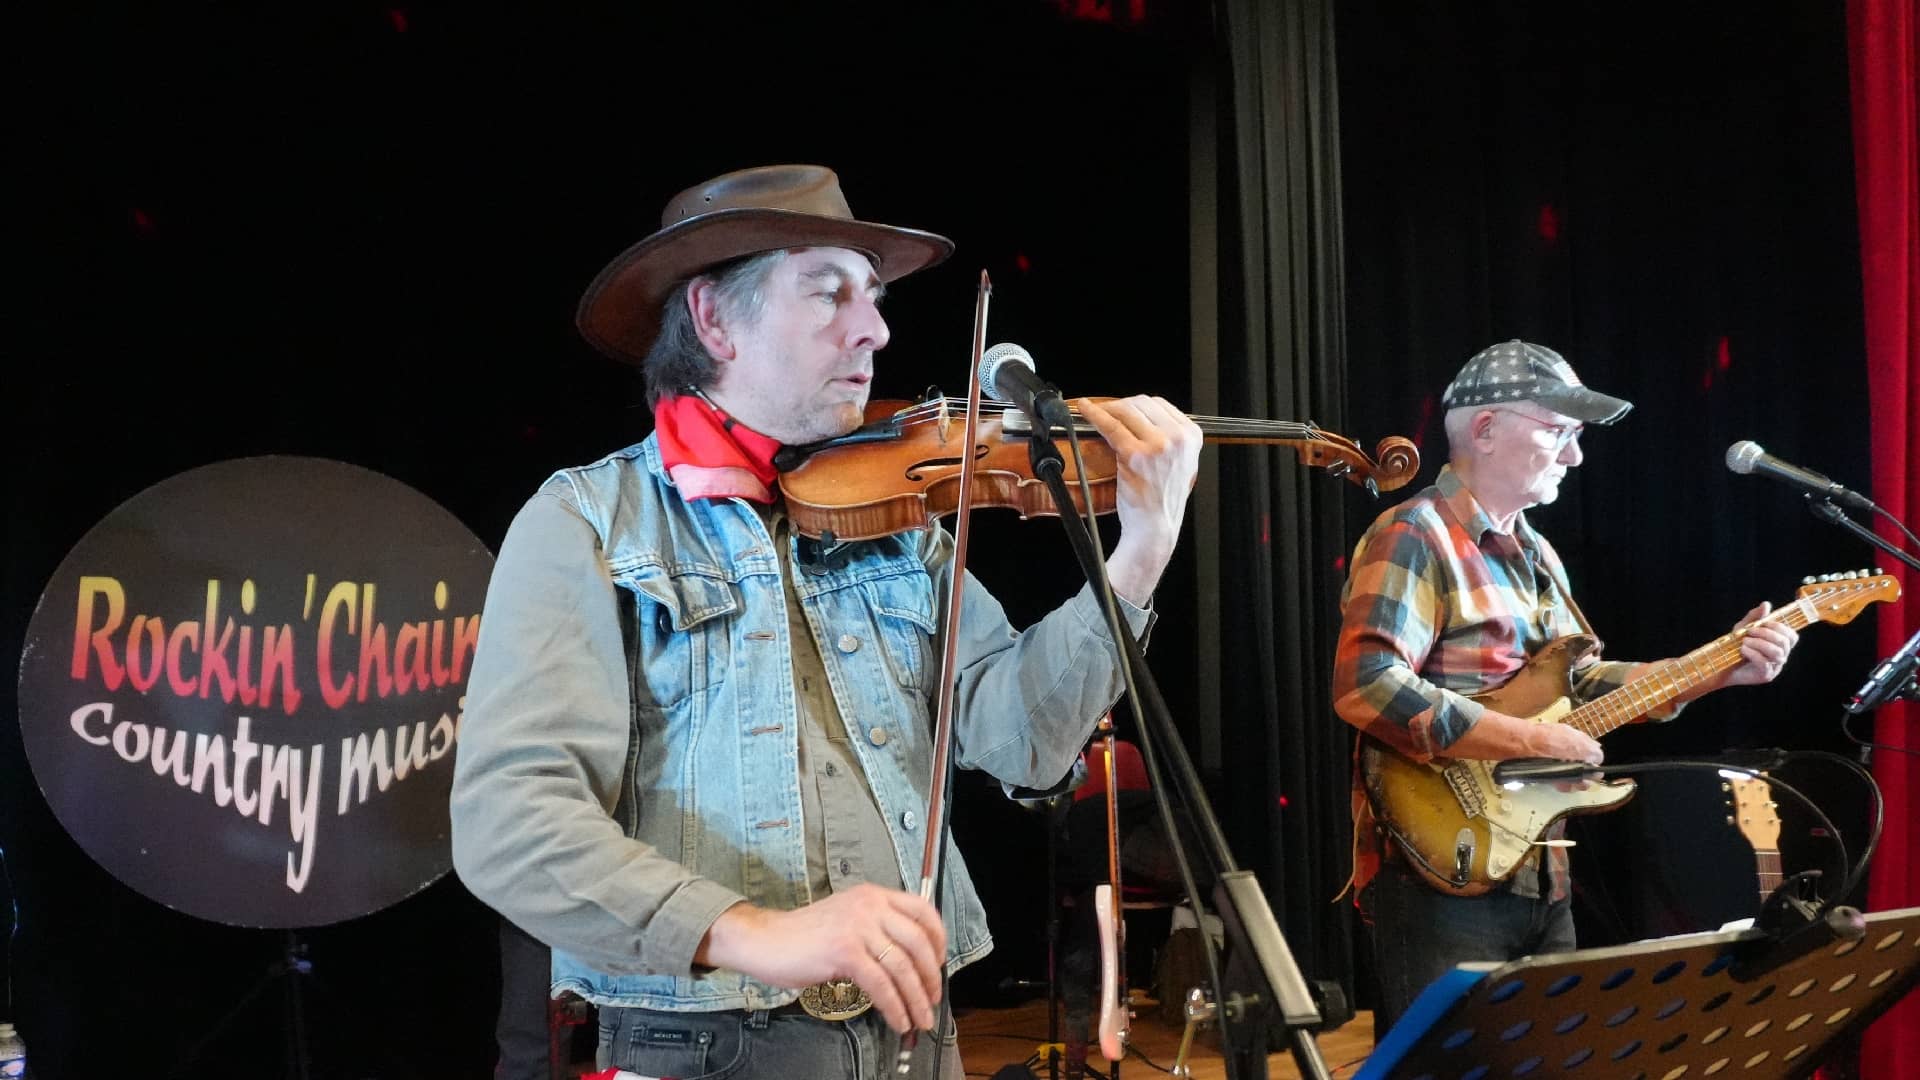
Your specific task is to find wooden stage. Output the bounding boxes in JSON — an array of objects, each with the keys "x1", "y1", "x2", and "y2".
[{"x1": 952, "y1": 993, "x2": 1378, "y2": 1079}]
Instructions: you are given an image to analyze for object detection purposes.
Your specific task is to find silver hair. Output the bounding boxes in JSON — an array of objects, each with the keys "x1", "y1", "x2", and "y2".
[
  {"x1": 641, "y1": 250, "x2": 786, "y2": 406},
  {"x1": 1443, "y1": 405, "x2": 1481, "y2": 458}
]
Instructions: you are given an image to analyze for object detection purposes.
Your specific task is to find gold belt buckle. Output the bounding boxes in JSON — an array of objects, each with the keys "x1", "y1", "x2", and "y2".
[{"x1": 797, "y1": 978, "x2": 873, "y2": 1021}]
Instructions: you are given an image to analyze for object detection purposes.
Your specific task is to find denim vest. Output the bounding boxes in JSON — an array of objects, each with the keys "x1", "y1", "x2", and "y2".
[{"x1": 545, "y1": 436, "x2": 992, "y2": 1011}]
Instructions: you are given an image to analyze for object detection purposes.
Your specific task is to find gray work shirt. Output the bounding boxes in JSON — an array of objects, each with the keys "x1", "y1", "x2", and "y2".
[{"x1": 760, "y1": 504, "x2": 905, "y2": 899}]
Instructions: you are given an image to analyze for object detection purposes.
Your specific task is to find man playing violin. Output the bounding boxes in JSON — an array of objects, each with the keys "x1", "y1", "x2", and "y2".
[
  {"x1": 1331, "y1": 340, "x2": 1800, "y2": 1033},
  {"x1": 450, "y1": 164, "x2": 1202, "y2": 1079}
]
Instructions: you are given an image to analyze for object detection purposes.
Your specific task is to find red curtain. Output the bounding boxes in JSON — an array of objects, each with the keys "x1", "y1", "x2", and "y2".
[{"x1": 1852, "y1": 0, "x2": 1920, "y2": 1071}]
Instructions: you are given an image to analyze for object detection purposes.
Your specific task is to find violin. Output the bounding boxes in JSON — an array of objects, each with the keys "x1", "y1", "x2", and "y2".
[{"x1": 773, "y1": 394, "x2": 1421, "y2": 541}]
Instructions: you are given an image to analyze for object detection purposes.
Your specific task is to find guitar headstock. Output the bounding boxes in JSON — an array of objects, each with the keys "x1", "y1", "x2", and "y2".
[
  {"x1": 1725, "y1": 774, "x2": 1781, "y2": 850},
  {"x1": 1796, "y1": 570, "x2": 1901, "y2": 625}
]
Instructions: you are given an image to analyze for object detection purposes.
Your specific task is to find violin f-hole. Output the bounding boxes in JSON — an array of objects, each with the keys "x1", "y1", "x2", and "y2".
[{"x1": 903, "y1": 443, "x2": 990, "y2": 482}]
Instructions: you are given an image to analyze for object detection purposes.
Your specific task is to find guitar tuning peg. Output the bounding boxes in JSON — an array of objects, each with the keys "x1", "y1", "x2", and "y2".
[
  {"x1": 1802, "y1": 576, "x2": 1816, "y2": 585},
  {"x1": 1875, "y1": 566, "x2": 1885, "y2": 575}
]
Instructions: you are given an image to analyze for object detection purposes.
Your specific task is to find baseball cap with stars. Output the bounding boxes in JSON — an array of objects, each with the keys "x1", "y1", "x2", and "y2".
[{"x1": 1440, "y1": 339, "x2": 1633, "y2": 425}]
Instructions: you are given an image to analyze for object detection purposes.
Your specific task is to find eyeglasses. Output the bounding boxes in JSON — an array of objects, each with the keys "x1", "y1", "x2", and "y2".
[{"x1": 1490, "y1": 408, "x2": 1583, "y2": 451}]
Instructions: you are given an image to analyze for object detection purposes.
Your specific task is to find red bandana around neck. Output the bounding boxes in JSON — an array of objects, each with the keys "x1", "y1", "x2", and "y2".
[{"x1": 653, "y1": 393, "x2": 783, "y2": 503}]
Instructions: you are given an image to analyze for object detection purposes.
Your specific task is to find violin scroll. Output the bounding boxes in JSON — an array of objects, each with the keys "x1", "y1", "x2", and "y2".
[
  {"x1": 1248, "y1": 427, "x2": 1420, "y2": 495},
  {"x1": 1370, "y1": 435, "x2": 1421, "y2": 493}
]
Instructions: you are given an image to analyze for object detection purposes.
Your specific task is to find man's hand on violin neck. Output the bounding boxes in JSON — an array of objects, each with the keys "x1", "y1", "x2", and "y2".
[
  {"x1": 694, "y1": 883, "x2": 947, "y2": 1035},
  {"x1": 1076, "y1": 396, "x2": 1203, "y2": 607}
]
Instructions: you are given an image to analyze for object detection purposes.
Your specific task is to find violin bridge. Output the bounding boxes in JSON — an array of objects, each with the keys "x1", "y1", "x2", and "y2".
[{"x1": 937, "y1": 396, "x2": 952, "y2": 445}]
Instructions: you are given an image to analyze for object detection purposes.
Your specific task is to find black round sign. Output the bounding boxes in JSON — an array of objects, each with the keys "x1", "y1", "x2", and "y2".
[{"x1": 17, "y1": 457, "x2": 494, "y2": 927}]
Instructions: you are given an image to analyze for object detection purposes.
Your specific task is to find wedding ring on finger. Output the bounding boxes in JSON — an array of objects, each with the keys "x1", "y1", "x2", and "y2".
[{"x1": 874, "y1": 942, "x2": 897, "y2": 965}]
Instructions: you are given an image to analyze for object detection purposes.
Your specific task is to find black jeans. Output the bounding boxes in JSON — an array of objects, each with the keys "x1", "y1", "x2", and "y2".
[
  {"x1": 1363, "y1": 857, "x2": 1576, "y2": 1036},
  {"x1": 496, "y1": 918, "x2": 554, "y2": 1080},
  {"x1": 596, "y1": 1004, "x2": 962, "y2": 1080}
]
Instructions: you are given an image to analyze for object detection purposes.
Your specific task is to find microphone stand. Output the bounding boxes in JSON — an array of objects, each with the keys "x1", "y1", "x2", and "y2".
[
  {"x1": 1025, "y1": 428, "x2": 1333, "y2": 1080},
  {"x1": 1803, "y1": 496, "x2": 1920, "y2": 733},
  {"x1": 1801, "y1": 495, "x2": 1920, "y2": 574}
]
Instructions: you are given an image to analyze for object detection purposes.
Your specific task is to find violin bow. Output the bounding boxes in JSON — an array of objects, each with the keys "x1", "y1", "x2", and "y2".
[{"x1": 896, "y1": 269, "x2": 991, "y2": 1075}]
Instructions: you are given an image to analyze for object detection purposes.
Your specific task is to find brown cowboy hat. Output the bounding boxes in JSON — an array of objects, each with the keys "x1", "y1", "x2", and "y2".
[{"x1": 575, "y1": 164, "x2": 955, "y2": 364}]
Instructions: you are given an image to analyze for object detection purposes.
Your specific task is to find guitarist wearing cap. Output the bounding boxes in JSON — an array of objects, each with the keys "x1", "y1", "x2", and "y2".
[{"x1": 1331, "y1": 340, "x2": 1800, "y2": 1033}]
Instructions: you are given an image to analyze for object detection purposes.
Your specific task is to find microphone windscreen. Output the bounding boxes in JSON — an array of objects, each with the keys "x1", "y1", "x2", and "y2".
[{"x1": 978, "y1": 342, "x2": 1034, "y2": 400}]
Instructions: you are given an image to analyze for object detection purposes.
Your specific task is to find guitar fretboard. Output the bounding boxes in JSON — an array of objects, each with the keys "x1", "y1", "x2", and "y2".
[
  {"x1": 1754, "y1": 849, "x2": 1784, "y2": 906},
  {"x1": 1561, "y1": 602, "x2": 1815, "y2": 738}
]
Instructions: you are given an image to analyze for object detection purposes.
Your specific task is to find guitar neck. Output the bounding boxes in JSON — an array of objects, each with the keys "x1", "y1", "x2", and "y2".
[
  {"x1": 1560, "y1": 601, "x2": 1816, "y2": 739},
  {"x1": 1754, "y1": 848, "x2": 1784, "y2": 906}
]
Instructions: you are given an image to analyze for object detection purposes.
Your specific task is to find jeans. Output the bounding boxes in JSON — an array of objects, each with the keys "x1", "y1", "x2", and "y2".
[
  {"x1": 1363, "y1": 858, "x2": 1575, "y2": 1036},
  {"x1": 596, "y1": 1003, "x2": 963, "y2": 1080},
  {"x1": 495, "y1": 918, "x2": 553, "y2": 1080}
]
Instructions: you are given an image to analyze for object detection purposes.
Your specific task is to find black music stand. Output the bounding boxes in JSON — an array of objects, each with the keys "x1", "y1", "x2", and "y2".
[
  {"x1": 1356, "y1": 906, "x2": 1920, "y2": 1079},
  {"x1": 166, "y1": 927, "x2": 429, "y2": 1080}
]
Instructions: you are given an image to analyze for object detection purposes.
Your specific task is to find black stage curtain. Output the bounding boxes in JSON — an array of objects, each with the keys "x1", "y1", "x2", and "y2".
[
  {"x1": 1194, "y1": 0, "x2": 1363, "y2": 1004},
  {"x1": 1192, "y1": 0, "x2": 1875, "y2": 1018},
  {"x1": 1335, "y1": 0, "x2": 1872, "y2": 987}
]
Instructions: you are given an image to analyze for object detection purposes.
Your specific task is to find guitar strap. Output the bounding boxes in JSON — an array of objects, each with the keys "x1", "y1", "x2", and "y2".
[
  {"x1": 1522, "y1": 534, "x2": 1597, "y2": 890},
  {"x1": 1528, "y1": 533, "x2": 1602, "y2": 651}
]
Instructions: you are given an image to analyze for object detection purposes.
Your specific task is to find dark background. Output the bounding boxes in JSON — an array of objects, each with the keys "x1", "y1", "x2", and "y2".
[{"x1": 4, "y1": 2, "x2": 1885, "y2": 1076}]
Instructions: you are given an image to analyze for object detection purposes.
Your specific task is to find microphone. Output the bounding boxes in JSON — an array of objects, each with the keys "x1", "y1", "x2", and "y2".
[
  {"x1": 1845, "y1": 626, "x2": 1920, "y2": 715},
  {"x1": 1489, "y1": 758, "x2": 1603, "y2": 785},
  {"x1": 979, "y1": 342, "x2": 1073, "y2": 429},
  {"x1": 1725, "y1": 441, "x2": 1877, "y2": 511}
]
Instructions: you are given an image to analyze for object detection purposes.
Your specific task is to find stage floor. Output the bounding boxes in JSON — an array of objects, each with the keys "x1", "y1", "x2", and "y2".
[{"x1": 951, "y1": 993, "x2": 1378, "y2": 1079}]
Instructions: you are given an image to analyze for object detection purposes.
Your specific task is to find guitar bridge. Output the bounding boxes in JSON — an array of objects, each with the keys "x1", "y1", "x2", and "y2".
[{"x1": 1442, "y1": 763, "x2": 1486, "y2": 818}]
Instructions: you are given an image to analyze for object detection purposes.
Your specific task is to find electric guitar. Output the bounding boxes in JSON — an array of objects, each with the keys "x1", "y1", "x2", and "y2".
[
  {"x1": 1726, "y1": 773, "x2": 1784, "y2": 906},
  {"x1": 1091, "y1": 719, "x2": 1128, "y2": 1065},
  {"x1": 1360, "y1": 572, "x2": 1898, "y2": 896}
]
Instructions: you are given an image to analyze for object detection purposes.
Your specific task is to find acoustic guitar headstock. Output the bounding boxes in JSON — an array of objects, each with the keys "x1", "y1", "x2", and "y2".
[{"x1": 1725, "y1": 774, "x2": 1782, "y2": 851}]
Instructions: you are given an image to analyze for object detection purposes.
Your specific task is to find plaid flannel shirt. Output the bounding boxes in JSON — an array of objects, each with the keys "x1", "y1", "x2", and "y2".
[{"x1": 1333, "y1": 466, "x2": 1663, "y2": 904}]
